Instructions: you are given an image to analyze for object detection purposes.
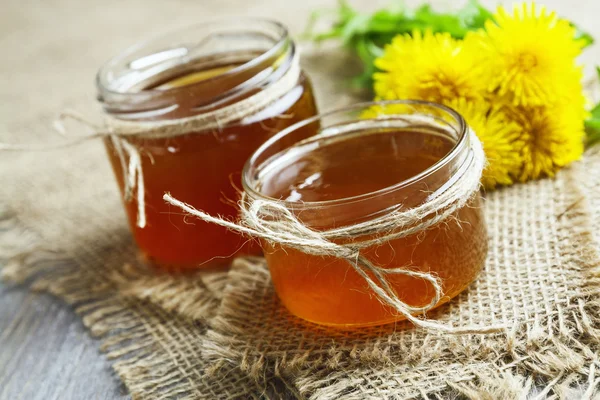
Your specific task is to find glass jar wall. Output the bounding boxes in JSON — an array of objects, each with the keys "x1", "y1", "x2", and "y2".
[
  {"x1": 97, "y1": 20, "x2": 317, "y2": 270},
  {"x1": 242, "y1": 101, "x2": 487, "y2": 327}
]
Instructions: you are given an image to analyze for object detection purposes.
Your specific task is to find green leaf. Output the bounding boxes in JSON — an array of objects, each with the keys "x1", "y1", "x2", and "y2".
[
  {"x1": 339, "y1": 14, "x2": 371, "y2": 43},
  {"x1": 589, "y1": 103, "x2": 600, "y2": 120},
  {"x1": 304, "y1": 0, "x2": 590, "y2": 91},
  {"x1": 303, "y1": 9, "x2": 339, "y2": 40},
  {"x1": 585, "y1": 114, "x2": 600, "y2": 147},
  {"x1": 586, "y1": 69, "x2": 600, "y2": 120},
  {"x1": 585, "y1": 125, "x2": 600, "y2": 147},
  {"x1": 304, "y1": 0, "x2": 358, "y2": 41},
  {"x1": 366, "y1": 38, "x2": 384, "y2": 58},
  {"x1": 572, "y1": 23, "x2": 594, "y2": 48},
  {"x1": 583, "y1": 66, "x2": 600, "y2": 147},
  {"x1": 585, "y1": 117, "x2": 600, "y2": 130},
  {"x1": 588, "y1": 133, "x2": 600, "y2": 147},
  {"x1": 458, "y1": 0, "x2": 494, "y2": 30},
  {"x1": 337, "y1": 0, "x2": 356, "y2": 20}
]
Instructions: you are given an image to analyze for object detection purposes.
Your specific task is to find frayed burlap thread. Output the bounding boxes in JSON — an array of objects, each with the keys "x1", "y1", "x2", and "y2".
[
  {"x1": 578, "y1": 146, "x2": 600, "y2": 247},
  {"x1": 198, "y1": 155, "x2": 600, "y2": 399},
  {"x1": 0, "y1": 138, "x2": 258, "y2": 399},
  {"x1": 0, "y1": 223, "x2": 259, "y2": 400},
  {"x1": 3, "y1": 105, "x2": 600, "y2": 400},
  {"x1": 2, "y1": 73, "x2": 600, "y2": 400}
]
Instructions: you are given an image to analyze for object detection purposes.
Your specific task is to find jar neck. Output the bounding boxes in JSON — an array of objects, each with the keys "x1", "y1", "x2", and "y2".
[
  {"x1": 96, "y1": 19, "x2": 294, "y2": 121},
  {"x1": 243, "y1": 101, "x2": 473, "y2": 229}
]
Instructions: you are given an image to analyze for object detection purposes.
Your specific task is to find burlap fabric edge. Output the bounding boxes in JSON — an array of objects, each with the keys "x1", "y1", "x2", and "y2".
[
  {"x1": 0, "y1": 210, "x2": 271, "y2": 399},
  {"x1": 1, "y1": 150, "x2": 600, "y2": 399}
]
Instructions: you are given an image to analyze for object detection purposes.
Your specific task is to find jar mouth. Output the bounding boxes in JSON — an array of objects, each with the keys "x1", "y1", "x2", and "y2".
[
  {"x1": 242, "y1": 100, "x2": 470, "y2": 209},
  {"x1": 96, "y1": 18, "x2": 292, "y2": 117}
]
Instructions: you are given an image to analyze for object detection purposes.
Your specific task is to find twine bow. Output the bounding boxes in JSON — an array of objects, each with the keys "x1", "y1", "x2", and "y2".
[{"x1": 164, "y1": 130, "x2": 507, "y2": 334}]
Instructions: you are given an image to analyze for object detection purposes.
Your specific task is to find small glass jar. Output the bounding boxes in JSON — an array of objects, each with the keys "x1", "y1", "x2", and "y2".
[
  {"x1": 96, "y1": 20, "x2": 317, "y2": 270},
  {"x1": 242, "y1": 100, "x2": 487, "y2": 327}
]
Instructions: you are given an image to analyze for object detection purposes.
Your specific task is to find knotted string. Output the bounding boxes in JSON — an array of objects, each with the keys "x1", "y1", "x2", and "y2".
[
  {"x1": 164, "y1": 130, "x2": 507, "y2": 334},
  {"x1": 1, "y1": 53, "x2": 302, "y2": 229}
]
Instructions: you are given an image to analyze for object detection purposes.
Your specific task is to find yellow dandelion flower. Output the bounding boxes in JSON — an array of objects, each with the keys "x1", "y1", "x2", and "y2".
[
  {"x1": 477, "y1": 2, "x2": 585, "y2": 106},
  {"x1": 447, "y1": 98, "x2": 524, "y2": 189},
  {"x1": 373, "y1": 30, "x2": 487, "y2": 105},
  {"x1": 506, "y1": 104, "x2": 585, "y2": 181}
]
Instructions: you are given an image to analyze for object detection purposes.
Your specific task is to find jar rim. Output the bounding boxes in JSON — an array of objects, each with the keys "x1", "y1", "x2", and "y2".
[
  {"x1": 96, "y1": 18, "x2": 291, "y2": 116},
  {"x1": 242, "y1": 99, "x2": 470, "y2": 208}
]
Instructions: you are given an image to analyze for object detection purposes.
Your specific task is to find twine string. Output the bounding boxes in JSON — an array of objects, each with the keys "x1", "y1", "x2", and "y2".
[{"x1": 163, "y1": 131, "x2": 507, "y2": 334}]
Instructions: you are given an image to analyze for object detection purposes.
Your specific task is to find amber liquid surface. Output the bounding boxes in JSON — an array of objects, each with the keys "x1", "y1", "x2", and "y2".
[
  {"x1": 105, "y1": 64, "x2": 317, "y2": 270},
  {"x1": 260, "y1": 129, "x2": 487, "y2": 327}
]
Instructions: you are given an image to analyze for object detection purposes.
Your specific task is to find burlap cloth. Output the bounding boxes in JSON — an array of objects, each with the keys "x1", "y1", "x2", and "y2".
[{"x1": 2, "y1": 0, "x2": 600, "y2": 398}]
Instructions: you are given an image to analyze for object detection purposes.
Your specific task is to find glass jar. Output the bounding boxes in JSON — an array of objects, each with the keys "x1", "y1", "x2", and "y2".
[
  {"x1": 242, "y1": 100, "x2": 487, "y2": 328},
  {"x1": 96, "y1": 20, "x2": 317, "y2": 271}
]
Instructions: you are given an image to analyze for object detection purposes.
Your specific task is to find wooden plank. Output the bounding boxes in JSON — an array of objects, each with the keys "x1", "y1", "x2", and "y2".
[{"x1": 0, "y1": 283, "x2": 129, "y2": 400}]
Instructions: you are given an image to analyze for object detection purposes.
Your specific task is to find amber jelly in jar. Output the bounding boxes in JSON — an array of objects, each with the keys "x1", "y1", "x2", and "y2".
[
  {"x1": 96, "y1": 20, "x2": 317, "y2": 271},
  {"x1": 242, "y1": 100, "x2": 487, "y2": 328}
]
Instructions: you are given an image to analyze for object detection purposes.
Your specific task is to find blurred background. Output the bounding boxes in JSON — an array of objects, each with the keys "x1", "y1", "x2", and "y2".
[{"x1": 2, "y1": 0, "x2": 600, "y2": 132}]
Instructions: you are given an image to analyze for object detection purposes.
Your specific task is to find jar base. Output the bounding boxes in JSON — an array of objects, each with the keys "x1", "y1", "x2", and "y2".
[
  {"x1": 282, "y1": 275, "x2": 479, "y2": 329},
  {"x1": 136, "y1": 248, "x2": 262, "y2": 273}
]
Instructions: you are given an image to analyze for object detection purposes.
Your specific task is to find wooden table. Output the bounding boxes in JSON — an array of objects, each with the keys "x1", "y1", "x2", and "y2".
[{"x1": 0, "y1": 284, "x2": 128, "y2": 400}]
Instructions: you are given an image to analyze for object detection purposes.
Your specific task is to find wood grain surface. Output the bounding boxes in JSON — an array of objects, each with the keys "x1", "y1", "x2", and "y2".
[{"x1": 0, "y1": 284, "x2": 129, "y2": 400}]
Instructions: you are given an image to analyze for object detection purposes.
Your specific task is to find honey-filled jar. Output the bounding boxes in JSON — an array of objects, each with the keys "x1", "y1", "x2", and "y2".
[
  {"x1": 241, "y1": 101, "x2": 488, "y2": 328},
  {"x1": 96, "y1": 20, "x2": 317, "y2": 270}
]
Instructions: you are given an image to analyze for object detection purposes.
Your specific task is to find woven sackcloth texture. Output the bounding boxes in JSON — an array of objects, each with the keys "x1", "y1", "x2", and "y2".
[
  {"x1": 202, "y1": 165, "x2": 600, "y2": 399},
  {"x1": 2, "y1": 0, "x2": 600, "y2": 398}
]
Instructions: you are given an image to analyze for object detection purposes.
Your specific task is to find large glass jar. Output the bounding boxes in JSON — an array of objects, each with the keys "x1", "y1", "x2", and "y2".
[
  {"x1": 96, "y1": 20, "x2": 317, "y2": 271},
  {"x1": 242, "y1": 101, "x2": 487, "y2": 327}
]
